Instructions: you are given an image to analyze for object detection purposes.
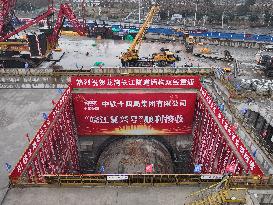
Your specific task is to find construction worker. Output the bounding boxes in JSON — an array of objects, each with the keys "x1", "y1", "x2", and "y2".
[
  {"x1": 24, "y1": 62, "x2": 30, "y2": 75},
  {"x1": 24, "y1": 62, "x2": 29, "y2": 69}
]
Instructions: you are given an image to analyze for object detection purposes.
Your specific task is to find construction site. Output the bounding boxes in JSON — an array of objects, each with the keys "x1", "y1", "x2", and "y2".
[{"x1": 0, "y1": 0, "x2": 273, "y2": 205}]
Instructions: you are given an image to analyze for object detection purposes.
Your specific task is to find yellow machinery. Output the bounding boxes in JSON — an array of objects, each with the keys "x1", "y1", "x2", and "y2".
[
  {"x1": 120, "y1": 4, "x2": 179, "y2": 67},
  {"x1": 152, "y1": 48, "x2": 177, "y2": 66},
  {"x1": 195, "y1": 42, "x2": 211, "y2": 54},
  {"x1": 184, "y1": 35, "x2": 212, "y2": 54},
  {"x1": 0, "y1": 41, "x2": 29, "y2": 52},
  {"x1": 120, "y1": 4, "x2": 160, "y2": 66},
  {"x1": 186, "y1": 177, "x2": 247, "y2": 205}
]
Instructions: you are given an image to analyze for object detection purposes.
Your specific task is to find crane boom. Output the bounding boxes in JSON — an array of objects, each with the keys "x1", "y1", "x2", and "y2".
[
  {"x1": 0, "y1": 0, "x2": 16, "y2": 35},
  {"x1": 47, "y1": 3, "x2": 88, "y2": 48},
  {"x1": 128, "y1": 5, "x2": 159, "y2": 52},
  {"x1": 120, "y1": 4, "x2": 159, "y2": 65},
  {"x1": 0, "y1": 3, "x2": 87, "y2": 46},
  {"x1": 0, "y1": 7, "x2": 56, "y2": 42}
]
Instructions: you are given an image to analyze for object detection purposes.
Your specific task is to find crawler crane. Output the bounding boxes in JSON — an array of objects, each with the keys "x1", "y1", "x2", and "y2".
[{"x1": 0, "y1": 0, "x2": 87, "y2": 68}]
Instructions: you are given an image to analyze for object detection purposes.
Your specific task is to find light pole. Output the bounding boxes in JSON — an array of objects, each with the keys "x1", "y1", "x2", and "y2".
[
  {"x1": 203, "y1": 15, "x2": 207, "y2": 27},
  {"x1": 138, "y1": 0, "x2": 141, "y2": 23},
  {"x1": 222, "y1": 11, "x2": 225, "y2": 29},
  {"x1": 194, "y1": 1, "x2": 198, "y2": 27}
]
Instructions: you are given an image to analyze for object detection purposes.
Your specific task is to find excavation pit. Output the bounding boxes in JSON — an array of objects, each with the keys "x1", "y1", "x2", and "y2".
[{"x1": 9, "y1": 76, "x2": 264, "y2": 185}]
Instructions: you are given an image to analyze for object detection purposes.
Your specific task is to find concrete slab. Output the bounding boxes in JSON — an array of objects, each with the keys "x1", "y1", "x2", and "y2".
[
  {"x1": 46, "y1": 36, "x2": 224, "y2": 69},
  {"x1": 0, "y1": 89, "x2": 60, "y2": 202},
  {"x1": 2, "y1": 186, "x2": 201, "y2": 205}
]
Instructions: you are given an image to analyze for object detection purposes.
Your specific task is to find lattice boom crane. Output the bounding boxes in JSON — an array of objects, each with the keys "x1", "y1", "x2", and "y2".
[
  {"x1": 0, "y1": 0, "x2": 17, "y2": 36},
  {"x1": 0, "y1": 2, "x2": 87, "y2": 44},
  {"x1": 0, "y1": 1, "x2": 88, "y2": 68}
]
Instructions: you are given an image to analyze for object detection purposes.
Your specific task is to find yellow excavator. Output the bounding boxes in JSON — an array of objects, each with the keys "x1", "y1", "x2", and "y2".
[
  {"x1": 184, "y1": 35, "x2": 212, "y2": 54},
  {"x1": 120, "y1": 4, "x2": 179, "y2": 67}
]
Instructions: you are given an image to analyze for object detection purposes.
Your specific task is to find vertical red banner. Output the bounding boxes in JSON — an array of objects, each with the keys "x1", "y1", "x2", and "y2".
[
  {"x1": 210, "y1": 131, "x2": 222, "y2": 173},
  {"x1": 216, "y1": 139, "x2": 227, "y2": 174},
  {"x1": 32, "y1": 155, "x2": 44, "y2": 183},
  {"x1": 26, "y1": 165, "x2": 34, "y2": 183},
  {"x1": 204, "y1": 120, "x2": 216, "y2": 173},
  {"x1": 222, "y1": 145, "x2": 232, "y2": 173},
  {"x1": 199, "y1": 85, "x2": 263, "y2": 175}
]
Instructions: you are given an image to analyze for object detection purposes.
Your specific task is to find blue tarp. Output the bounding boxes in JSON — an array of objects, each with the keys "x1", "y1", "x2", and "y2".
[
  {"x1": 146, "y1": 27, "x2": 273, "y2": 43},
  {"x1": 147, "y1": 28, "x2": 183, "y2": 37},
  {"x1": 190, "y1": 31, "x2": 273, "y2": 43},
  {"x1": 64, "y1": 20, "x2": 273, "y2": 43}
]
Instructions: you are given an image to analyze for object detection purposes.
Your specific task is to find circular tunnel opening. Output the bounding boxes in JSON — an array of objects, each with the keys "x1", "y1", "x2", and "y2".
[{"x1": 96, "y1": 137, "x2": 174, "y2": 174}]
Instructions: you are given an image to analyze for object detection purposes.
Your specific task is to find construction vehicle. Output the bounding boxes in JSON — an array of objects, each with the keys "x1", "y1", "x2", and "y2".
[
  {"x1": 183, "y1": 33, "x2": 194, "y2": 53},
  {"x1": 120, "y1": 4, "x2": 179, "y2": 67},
  {"x1": 184, "y1": 35, "x2": 211, "y2": 54},
  {"x1": 152, "y1": 48, "x2": 178, "y2": 66},
  {"x1": 193, "y1": 48, "x2": 234, "y2": 63},
  {"x1": 0, "y1": 1, "x2": 87, "y2": 68},
  {"x1": 184, "y1": 33, "x2": 234, "y2": 63},
  {"x1": 257, "y1": 55, "x2": 273, "y2": 77}
]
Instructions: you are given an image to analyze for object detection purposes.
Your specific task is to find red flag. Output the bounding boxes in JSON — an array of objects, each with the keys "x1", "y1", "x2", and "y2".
[
  {"x1": 145, "y1": 164, "x2": 153, "y2": 173},
  {"x1": 231, "y1": 123, "x2": 238, "y2": 132},
  {"x1": 226, "y1": 164, "x2": 236, "y2": 173}
]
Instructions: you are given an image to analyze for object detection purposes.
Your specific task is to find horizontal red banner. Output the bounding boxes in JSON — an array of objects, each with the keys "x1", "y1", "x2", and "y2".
[
  {"x1": 71, "y1": 76, "x2": 201, "y2": 89},
  {"x1": 73, "y1": 93, "x2": 197, "y2": 136}
]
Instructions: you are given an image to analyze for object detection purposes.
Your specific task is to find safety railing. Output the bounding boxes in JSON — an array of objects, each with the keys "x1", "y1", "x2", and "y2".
[
  {"x1": 187, "y1": 188, "x2": 247, "y2": 205},
  {"x1": 0, "y1": 67, "x2": 213, "y2": 77},
  {"x1": 11, "y1": 174, "x2": 273, "y2": 188},
  {"x1": 185, "y1": 175, "x2": 271, "y2": 204}
]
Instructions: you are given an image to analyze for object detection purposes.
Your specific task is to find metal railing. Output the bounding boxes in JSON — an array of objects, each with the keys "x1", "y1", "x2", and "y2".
[
  {"x1": 11, "y1": 174, "x2": 273, "y2": 188},
  {"x1": 187, "y1": 188, "x2": 247, "y2": 205},
  {"x1": 0, "y1": 67, "x2": 213, "y2": 88},
  {"x1": 0, "y1": 67, "x2": 213, "y2": 77}
]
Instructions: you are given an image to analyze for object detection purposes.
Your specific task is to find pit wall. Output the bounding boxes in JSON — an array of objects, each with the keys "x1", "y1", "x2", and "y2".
[
  {"x1": 9, "y1": 76, "x2": 265, "y2": 185},
  {"x1": 193, "y1": 96, "x2": 244, "y2": 174},
  {"x1": 192, "y1": 86, "x2": 264, "y2": 175},
  {"x1": 9, "y1": 86, "x2": 79, "y2": 184}
]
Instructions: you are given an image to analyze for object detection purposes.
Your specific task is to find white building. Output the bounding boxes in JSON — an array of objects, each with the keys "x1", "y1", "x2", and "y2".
[{"x1": 72, "y1": 0, "x2": 100, "y2": 7}]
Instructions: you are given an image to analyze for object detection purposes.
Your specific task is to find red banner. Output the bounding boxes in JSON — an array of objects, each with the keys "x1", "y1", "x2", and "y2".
[
  {"x1": 226, "y1": 164, "x2": 236, "y2": 173},
  {"x1": 210, "y1": 132, "x2": 222, "y2": 173},
  {"x1": 204, "y1": 120, "x2": 216, "y2": 173},
  {"x1": 32, "y1": 155, "x2": 43, "y2": 183},
  {"x1": 9, "y1": 86, "x2": 72, "y2": 180},
  {"x1": 73, "y1": 93, "x2": 197, "y2": 136},
  {"x1": 71, "y1": 76, "x2": 201, "y2": 89},
  {"x1": 199, "y1": 86, "x2": 264, "y2": 176}
]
